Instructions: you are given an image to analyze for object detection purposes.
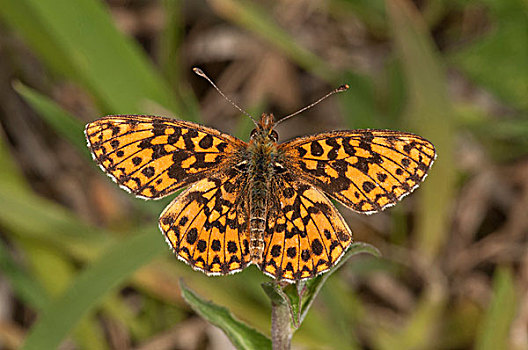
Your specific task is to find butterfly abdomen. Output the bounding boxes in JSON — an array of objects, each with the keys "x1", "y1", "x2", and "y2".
[{"x1": 247, "y1": 138, "x2": 279, "y2": 264}]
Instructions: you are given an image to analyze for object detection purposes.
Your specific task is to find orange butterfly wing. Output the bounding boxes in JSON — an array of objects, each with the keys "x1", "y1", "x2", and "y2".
[
  {"x1": 280, "y1": 130, "x2": 436, "y2": 214},
  {"x1": 260, "y1": 175, "x2": 352, "y2": 281},
  {"x1": 85, "y1": 115, "x2": 245, "y2": 199},
  {"x1": 159, "y1": 170, "x2": 250, "y2": 275}
]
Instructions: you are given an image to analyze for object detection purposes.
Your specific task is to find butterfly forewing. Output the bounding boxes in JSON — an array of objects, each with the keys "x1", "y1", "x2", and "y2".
[
  {"x1": 260, "y1": 175, "x2": 352, "y2": 281},
  {"x1": 85, "y1": 115, "x2": 245, "y2": 199},
  {"x1": 280, "y1": 130, "x2": 436, "y2": 214},
  {"x1": 159, "y1": 171, "x2": 250, "y2": 275}
]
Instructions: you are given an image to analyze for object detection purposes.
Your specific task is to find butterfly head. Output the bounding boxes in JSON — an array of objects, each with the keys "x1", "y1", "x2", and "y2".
[{"x1": 250, "y1": 113, "x2": 279, "y2": 143}]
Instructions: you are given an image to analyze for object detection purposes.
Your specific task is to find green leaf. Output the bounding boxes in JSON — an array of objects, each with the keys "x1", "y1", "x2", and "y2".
[
  {"x1": 0, "y1": 175, "x2": 114, "y2": 262},
  {"x1": 261, "y1": 282, "x2": 301, "y2": 328},
  {"x1": 373, "y1": 280, "x2": 447, "y2": 350},
  {"x1": 181, "y1": 281, "x2": 272, "y2": 350},
  {"x1": 0, "y1": 0, "x2": 76, "y2": 79},
  {"x1": 22, "y1": 231, "x2": 166, "y2": 350},
  {"x1": 0, "y1": 241, "x2": 49, "y2": 311},
  {"x1": 329, "y1": 0, "x2": 387, "y2": 36},
  {"x1": 261, "y1": 282, "x2": 288, "y2": 307},
  {"x1": 387, "y1": 0, "x2": 456, "y2": 260},
  {"x1": 14, "y1": 81, "x2": 88, "y2": 156},
  {"x1": 159, "y1": 0, "x2": 184, "y2": 89},
  {"x1": 461, "y1": 108, "x2": 528, "y2": 161},
  {"x1": 0, "y1": 0, "x2": 188, "y2": 116},
  {"x1": 282, "y1": 283, "x2": 302, "y2": 328},
  {"x1": 299, "y1": 243, "x2": 380, "y2": 325},
  {"x1": 340, "y1": 71, "x2": 381, "y2": 129},
  {"x1": 449, "y1": 0, "x2": 528, "y2": 110},
  {"x1": 475, "y1": 267, "x2": 516, "y2": 350},
  {"x1": 20, "y1": 240, "x2": 108, "y2": 350}
]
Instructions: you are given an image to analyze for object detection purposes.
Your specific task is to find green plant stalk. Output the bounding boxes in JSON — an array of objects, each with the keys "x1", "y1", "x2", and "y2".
[
  {"x1": 271, "y1": 297, "x2": 291, "y2": 350},
  {"x1": 263, "y1": 243, "x2": 380, "y2": 348}
]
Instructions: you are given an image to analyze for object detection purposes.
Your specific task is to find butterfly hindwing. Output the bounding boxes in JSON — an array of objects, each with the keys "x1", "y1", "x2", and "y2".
[
  {"x1": 85, "y1": 115, "x2": 245, "y2": 199},
  {"x1": 260, "y1": 175, "x2": 352, "y2": 281},
  {"x1": 280, "y1": 130, "x2": 436, "y2": 214},
  {"x1": 159, "y1": 171, "x2": 250, "y2": 275}
]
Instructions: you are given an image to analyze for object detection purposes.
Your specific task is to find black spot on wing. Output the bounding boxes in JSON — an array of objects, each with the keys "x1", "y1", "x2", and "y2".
[
  {"x1": 199, "y1": 134, "x2": 214, "y2": 149},
  {"x1": 310, "y1": 141, "x2": 324, "y2": 156},
  {"x1": 311, "y1": 239, "x2": 323, "y2": 256}
]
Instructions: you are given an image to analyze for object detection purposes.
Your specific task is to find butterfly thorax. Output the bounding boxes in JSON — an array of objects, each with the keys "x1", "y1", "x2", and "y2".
[{"x1": 245, "y1": 114, "x2": 283, "y2": 264}]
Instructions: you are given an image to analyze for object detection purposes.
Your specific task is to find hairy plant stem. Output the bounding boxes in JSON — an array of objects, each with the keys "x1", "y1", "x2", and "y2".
[{"x1": 271, "y1": 300, "x2": 291, "y2": 350}]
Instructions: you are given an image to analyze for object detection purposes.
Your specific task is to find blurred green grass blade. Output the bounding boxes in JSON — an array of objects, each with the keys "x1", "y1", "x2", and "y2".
[
  {"x1": 22, "y1": 231, "x2": 166, "y2": 350},
  {"x1": 0, "y1": 182, "x2": 114, "y2": 262},
  {"x1": 330, "y1": 0, "x2": 387, "y2": 36},
  {"x1": 0, "y1": 0, "x2": 77, "y2": 78},
  {"x1": 21, "y1": 240, "x2": 108, "y2": 350},
  {"x1": 461, "y1": 109, "x2": 528, "y2": 161},
  {"x1": 159, "y1": 0, "x2": 202, "y2": 120},
  {"x1": 300, "y1": 243, "x2": 380, "y2": 324},
  {"x1": 0, "y1": 132, "x2": 162, "y2": 346},
  {"x1": 475, "y1": 267, "x2": 516, "y2": 350},
  {"x1": 319, "y1": 279, "x2": 362, "y2": 349},
  {"x1": 449, "y1": 0, "x2": 528, "y2": 110},
  {"x1": 209, "y1": 0, "x2": 380, "y2": 128},
  {"x1": 0, "y1": 242, "x2": 49, "y2": 310},
  {"x1": 15, "y1": 78, "x2": 172, "y2": 219},
  {"x1": 374, "y1": 282, "x2": 446, "y2": 350},
  {"x1": 0, "y1": 0, "x2": 185, "y2": 116},
  {"x1": 0, "y1": 132, "x2": 29, "y2": 190},
  {"x1": 20, "y1": 241, "x2": 75, "y2": 299},
  {"x1": 14, "y1": 81, "x2": 88, "y2": 156},
  {"x1": 0, "y1": 137, "x2": 138, "y2": 350},
  {"x1": 387, "y1": 0, "x2": 456, "y2": 260},
  {"x1": 180, "y1": 281, "x2": 272, "y2": 350},
  {"x1": 208, "y1": 0, "x2": 336, "y2": 80},
  {"x1": 0, "y1": 132, "x2": 112, "y2": 261},
  {"x1": 0, "y1": 137, "x2": 51, "y2": 310},
  {"x1": 74, "y1": 316, "x2": 108, "y2": 350},
  {"x1": 340, "y1": 71, "x2": 381, "y2": 129},
  {"x1": 159, "y1": 0, "x2": 184, "y2": 89}
]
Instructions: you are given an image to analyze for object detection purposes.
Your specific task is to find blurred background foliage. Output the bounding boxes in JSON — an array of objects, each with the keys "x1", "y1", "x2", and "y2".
[{"x1": 0, "y1": 0, "x2": 526, "y2": 349}]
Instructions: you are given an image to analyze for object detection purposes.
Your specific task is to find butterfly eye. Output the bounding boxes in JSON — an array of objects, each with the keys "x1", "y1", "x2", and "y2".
[
  {"x1": 234, "y1": 160, "x2": 249, "y2": 172},
  {"x1": 270, "y1": 130, "x2": 279, "y2": 142},
  {"x1": 273, "y1": 162, "x2": 286, "y2": 174},
  {"x1": 250, "y1": 128, "x2": 258, "y2": 139}
]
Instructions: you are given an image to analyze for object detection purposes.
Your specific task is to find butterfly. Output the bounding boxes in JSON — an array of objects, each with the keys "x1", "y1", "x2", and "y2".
[{"x1": 85, "y1": 76, "x2": 436, "y2": 282}]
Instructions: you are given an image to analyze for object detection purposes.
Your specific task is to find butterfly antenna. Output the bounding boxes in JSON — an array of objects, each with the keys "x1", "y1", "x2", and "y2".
[
  {"x1": 275, "y1": 84, "x2": 349, "y2": 126},
  {"x1": 193, "y1": 67, "x2": 258, "y2": 126}
]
